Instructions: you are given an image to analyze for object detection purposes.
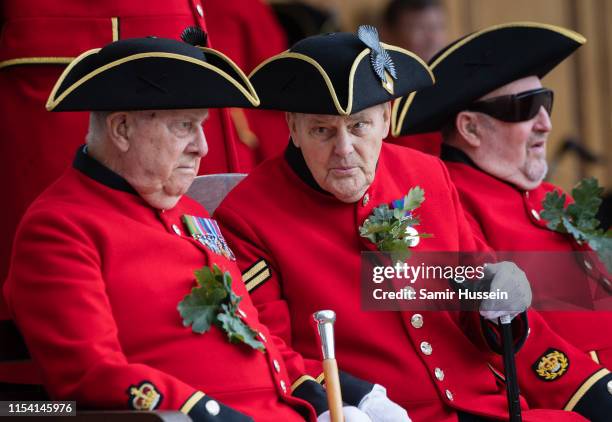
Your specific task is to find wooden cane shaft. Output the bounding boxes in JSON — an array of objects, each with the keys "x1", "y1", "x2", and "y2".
[{"x1": 323, "y1": 358, "x2": 344, "y2": 422}]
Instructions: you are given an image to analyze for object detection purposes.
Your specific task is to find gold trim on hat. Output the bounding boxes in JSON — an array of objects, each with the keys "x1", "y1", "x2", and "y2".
[
  {"x1": 46, "y1": 48, "x2": 260, "y2": 111},
  {"x1": 391, "y1": 21, "x2": 587, "y2": 137},
  {"x1": 250, "y1": 43, "x2": 432, "y2": 116},
  {"x1": 200, "y1": 47, "x2": 260, "y2": 106}
]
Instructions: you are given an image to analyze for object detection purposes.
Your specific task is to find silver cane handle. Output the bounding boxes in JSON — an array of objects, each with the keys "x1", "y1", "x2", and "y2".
[{"x1": 313, "y1": 310, "x2": 336, "y2": 360}]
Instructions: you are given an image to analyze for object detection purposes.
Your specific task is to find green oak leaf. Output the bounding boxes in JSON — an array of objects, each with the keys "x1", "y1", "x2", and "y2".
[
  {"x1": 569, "y1": 177, "x2": 603, "y2": 220},
  {"x1": 378, "y1": 238, "x2": 412, "y2": 264},
  {"x1": 179, "y1": 265, "x2": 264, "y2": 351},
  {"x1": 393, "y1": 208, "x2": 404, "y2": 220},
  {"x1": 221, "y1": 269, "x2": 241, "y2": 309},
  {"x1": 404, "y1": 186, "x2": 425, "y2": 211},
  {"x1": 585, "y1": 234, "x2": 612, "y2": 274},
  {"x1": 541, "y1": 177, "x2": 611, "y2": 275},
  {"x1": 217, "y1": 304, "x2": 265, "y2": 351},
  {"x1": 541, "y1": 190, "x2": 566, "y2": 232},
  {"x1": 178, "y1": 266, "x2": 227, "y2": 334},
  {"x1": 359, "y1": 187, "x2": 431, "y2": 264}
]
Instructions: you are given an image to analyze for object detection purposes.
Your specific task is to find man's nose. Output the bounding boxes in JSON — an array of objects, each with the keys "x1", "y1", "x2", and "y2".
[
  {"x1": 533, "y1": 106, "x2": 552, "y2": 133},
  {"x1": 191, "y1": 126, "x2": 208, "y2": 158},
  {"x1": 333, "y1": 128, "x2": 354, "y2": 157}
]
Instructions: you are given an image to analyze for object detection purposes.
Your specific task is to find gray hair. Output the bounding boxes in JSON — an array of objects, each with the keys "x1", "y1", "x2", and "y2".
[{"x1": 86, "y1": 111, "x2": 112, "y2": 146}]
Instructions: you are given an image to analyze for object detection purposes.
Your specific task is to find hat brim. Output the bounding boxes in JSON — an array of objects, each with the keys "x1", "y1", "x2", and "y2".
[
  {"x1": 47, "y1": 47, "x2": 259, "y2": 111},
  {"x1": 392, "y1": 22, "x2": 585, "y2": 136},
  {"x1": 249, "y1": 43, "x2": 434, "y2": 115}
]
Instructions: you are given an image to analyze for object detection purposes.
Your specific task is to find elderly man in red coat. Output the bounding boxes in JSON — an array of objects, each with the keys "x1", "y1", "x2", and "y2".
[
  {"x1": 0, "y1": 0, "x2": 244, "y2": 323},
  {"x1": 215, "y1": 26, "x2": 612, "y2": 421},
  {"x1": 393, "y1": 23, "x2": 612, "y2": 370},
  {"x1": 1, "y1": 34, "x2": 382, "y2": 421}
]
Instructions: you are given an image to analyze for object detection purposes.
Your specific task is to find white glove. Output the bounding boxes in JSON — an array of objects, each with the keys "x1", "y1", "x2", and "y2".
[
  {"x1": 317, "y1": 406, "x2": 372, "y2": 422},
  {"x1": 479, "y1": 261, "x2": 532, "y2": 322},
  {"x1": 358, "y1": 384, "x2": 411, "y2": 422}
]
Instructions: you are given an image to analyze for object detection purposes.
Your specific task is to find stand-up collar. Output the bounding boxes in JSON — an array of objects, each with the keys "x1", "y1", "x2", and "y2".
[
  {"x1": 440, "y1": 144, "x2": 479, "y2": 169},
  {"x1": 72, "y1": 145, "x2": 138, "y2": 195},
  {"x1": 284, "y1": 140, "x2": 330, "y2": 195}
]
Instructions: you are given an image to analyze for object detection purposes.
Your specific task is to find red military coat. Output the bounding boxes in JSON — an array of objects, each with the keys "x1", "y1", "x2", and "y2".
[
  {"x1": 0, "y1": 0, "x2": 243, "y2": 315},
  {"x1": 215, "y1": 143, "x2": 606, "y2": 421},
  {"x1": 442, "y1": 145, "x2": 612, "y2": 367},
  {"x1": 205, "y1": 0, "x2": 290, "y2": 171},
  {"x1": 385, "y1": 132, "x2": 443, "y2": 156},
  {"x1": 3, "y1": 147, "x2": 316, "y2": 421}
]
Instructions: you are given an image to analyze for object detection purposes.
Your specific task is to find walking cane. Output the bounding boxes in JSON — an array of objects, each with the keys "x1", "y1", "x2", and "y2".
[
  {"x1": 499, "y1": 315, "x2": 522, "y2": 422},
  {"x1": 313, "y1": 310, "x2": 344, "y2": 422}
]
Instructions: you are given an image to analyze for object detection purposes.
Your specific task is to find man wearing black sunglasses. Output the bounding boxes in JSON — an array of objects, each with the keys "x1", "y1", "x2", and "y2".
[
  {"x1": 392, "y1": 22, "x2": 612, "y2": 419},
  {"x1": 456, "y1": 79, "x2": 553, "y2": 190}
]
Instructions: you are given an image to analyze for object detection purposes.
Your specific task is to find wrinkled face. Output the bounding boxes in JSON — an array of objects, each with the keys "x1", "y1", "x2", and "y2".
[
  {"x1": 121, "y1": 109, "x2": 209, "y2": 209},
  {"x1": 391, "y1": 7, "x2": 448, "y2": 61},
  {"x1": 287, "y1": 103, "x2": 390, "y2": 203},
  {"x1": 471, "y1": 76, "x2": 552, "y2": 190}
]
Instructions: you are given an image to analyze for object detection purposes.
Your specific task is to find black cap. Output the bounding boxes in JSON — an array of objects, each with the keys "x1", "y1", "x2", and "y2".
[
  {"x1": 249, "y1": 25, "x2": 434, "y2": 115},
  {"x1": 46, "y1": 35, "x2": 259, "y2": 111},
  {"x1": 392, "y1": 22, "x2": 585, "y2": 136}
]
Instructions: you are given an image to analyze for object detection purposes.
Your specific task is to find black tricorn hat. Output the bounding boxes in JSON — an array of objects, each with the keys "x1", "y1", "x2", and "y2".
[
  {"x1": 392, "y1": 22, "x2": 585, "y2": 136},
  {"x1": 46, "y1": 35, "x2": 259, "y2": 111},
  {"x1": 249, "y1": 25, "x2": 434, "y2": 115}
]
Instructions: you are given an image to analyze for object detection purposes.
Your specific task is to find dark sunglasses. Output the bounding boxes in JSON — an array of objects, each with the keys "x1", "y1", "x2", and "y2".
[{"x1": 466, "y1": 88, "x2": 554, "y2": 122}]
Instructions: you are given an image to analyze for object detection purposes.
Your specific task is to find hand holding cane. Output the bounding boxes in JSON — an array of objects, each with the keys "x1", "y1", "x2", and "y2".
[
  {"x1": 314, "y1": 310, "x2": 343, "y2": 422},
  {"x1": 478, "y1": 262, "x2": 530, "y2": 422}
]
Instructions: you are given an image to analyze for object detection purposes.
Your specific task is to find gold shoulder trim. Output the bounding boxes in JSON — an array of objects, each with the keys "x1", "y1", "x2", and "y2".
[
  {"x1": 564, "y1": 368, "x2": 610, "y2": 411},
  {"x1": 46, "y1": 50, "x2": 260, "y2": 111},
  {"x1": 179, "y1": 390, "x2": 206, "y2": 414},
  {"x1": 0, "y1": 57, "x2": 74, "y2": 70},
  {"x1": 391, "y1": 21, "x2": 586, "y2": 136},
  {"x1": 200, "y1": 47, "x2": 260, "y2": 106},
  {"x1": 245, "y1": 268, "x2": 271, "y2": 292},
  {"x1": 249, "y1": 48, "x2": 371, "y2": 116},
  {"x1": 290, "y1": 375, "x2": 317, "y2": 392},
  {"x1": 242, "y1": 259, "x2": 267, "y2": 281}
]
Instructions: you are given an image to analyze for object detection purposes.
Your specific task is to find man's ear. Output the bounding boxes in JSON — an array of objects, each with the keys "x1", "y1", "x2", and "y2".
[
  {"x1": 455, "y1": 111, "x2": 481, "y2": 148},
  {"x1": 107, "y1": 112, "x2": 131, "y2": 152},
  {"x1": 285, "y1": 112, "x2": 300, "y2": 148}
]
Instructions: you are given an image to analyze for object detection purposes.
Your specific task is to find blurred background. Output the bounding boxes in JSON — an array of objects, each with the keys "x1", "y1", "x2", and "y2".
[{"x1": 269, "y1": 0, "x2": 611, "y2": 196}]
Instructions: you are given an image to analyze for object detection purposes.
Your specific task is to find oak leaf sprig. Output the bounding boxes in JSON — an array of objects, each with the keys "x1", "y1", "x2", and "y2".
[
  {"x1": 178, "y1": 264, "x2": 265, "y2": 351},
  {"x1": 541, "y1": 177, "x2": 612, "y2": 273},
  {"x1": 359, "y1": 187, "x2": 431, "y2": 263}
]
